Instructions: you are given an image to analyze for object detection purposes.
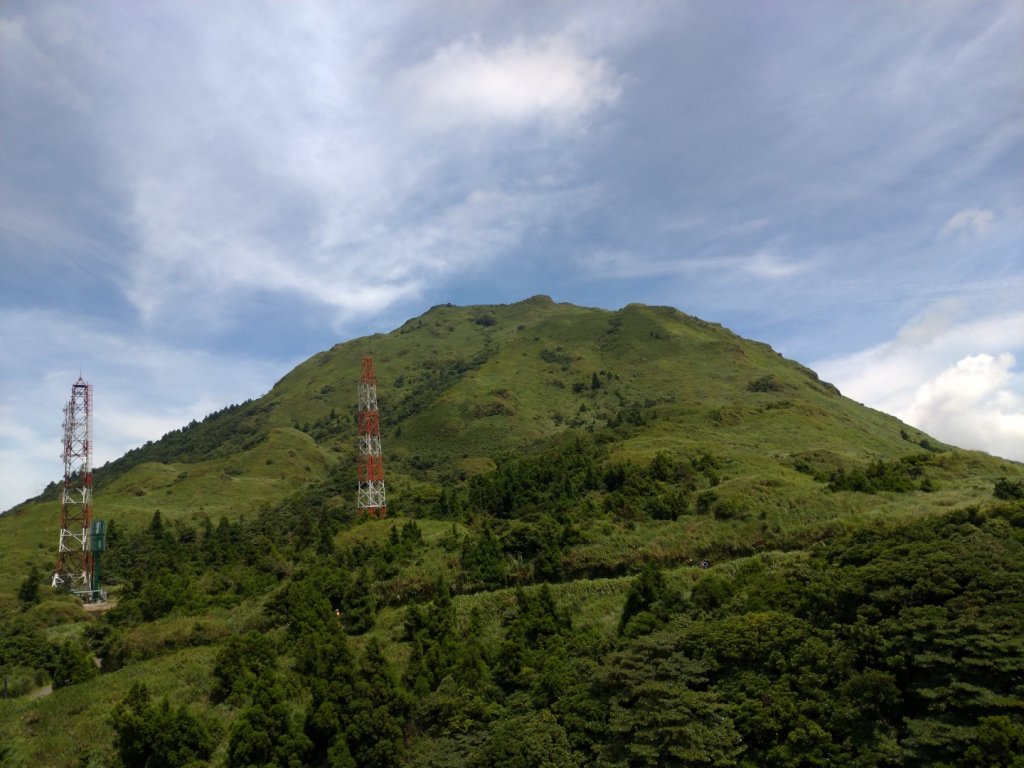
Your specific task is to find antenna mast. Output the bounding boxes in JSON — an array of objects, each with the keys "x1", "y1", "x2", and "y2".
[
  {"x1": 53, "y1": 377, "x2": 94, "y2": 593},
  {"x1": 357, "y1": 356, "x2": 387, "y2": 518}
]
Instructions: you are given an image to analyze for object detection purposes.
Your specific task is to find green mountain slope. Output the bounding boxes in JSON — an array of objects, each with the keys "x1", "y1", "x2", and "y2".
[
  {"x1": 2, "y1": 298, "x2": 1023, "y2": 768},
  {"x1": 3, "y1": 296, "x2": 1019, "y2": 618},
  {"x1": 4, "y1": 296, "x2": 965, "y2": 516}
]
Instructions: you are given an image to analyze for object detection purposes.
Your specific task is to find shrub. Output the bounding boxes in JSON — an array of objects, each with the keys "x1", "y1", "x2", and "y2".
[
  {"x1": 211, "y1": 631, "x2": 278, "y2": 703},
  {"x1": 747, "y1": 375, "x2": 781, "y2": 392},
  {"x1": 111, "y1": 683, "x2": 218, "y2": 768},
  {"x1": 17, "y1": 566, "x2": 42, "y2": 607},
  {"x1": 994, "y1": 477, "x2": 1024, "y2": 501},
  {"x1": 51, "y1": 640, "x2": 97, "y2": 689}
]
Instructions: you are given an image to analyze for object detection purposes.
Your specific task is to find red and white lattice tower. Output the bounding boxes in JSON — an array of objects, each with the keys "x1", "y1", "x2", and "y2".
[
  {"x1": 52, "y1": 377, "x2": 94, "y2": 591},
  {"x1": 357, "y1": 356, "x2": 387, "y2": 518}
]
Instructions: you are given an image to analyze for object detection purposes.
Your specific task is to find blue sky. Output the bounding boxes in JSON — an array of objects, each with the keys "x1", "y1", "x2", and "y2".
[{"x1": 2, "y1": 1, "x2": 1022, "y2": 512}]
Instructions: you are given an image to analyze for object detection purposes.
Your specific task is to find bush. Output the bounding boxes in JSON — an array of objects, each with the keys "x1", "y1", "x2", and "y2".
[
  {"x1": 619, "y1": 564, "x2": 672, "y2": 635},
  {"x1": 227, "y1": 675, "x2": 310, "y2": 768},
  {"x1": 648, "y1": 489, "x2": 690, "y2": 520},
  {"x1": 994, "y1": 477, "x2": 1024, "y2": 501},
  {"x1": 747, "y1": 375, "x2": 781, "y2": 392},
  {"x1": 474, "y1": 710, "x2": 581, "y2": 767},
  {"x1": 111, "y1": 683, "x2": 219, "y2": 768},
  {"x1": 51, "y1": 640, "x2": 97, "y2": 689},
  {"x1": 1, "y1": 665, "x2": 46, "y2": 697},
  {"x1": 0, "y1": 617, "x2": 53, "y2": 673},
  {"x1": 25, "y1": 599, "x2": 91, "y2": 627},
  {"x1": 828, "y1": 455, "x2": 931, "y2": 494},
  {"x1": 17, "y1": 566, "x2": 42, "y2": 607},
  {"x1": 211, "y1": 631, "x2": 278, "y2": 704}
]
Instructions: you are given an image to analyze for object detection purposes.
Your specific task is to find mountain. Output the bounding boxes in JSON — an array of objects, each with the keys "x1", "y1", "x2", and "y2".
[
  {"x1": 4, "y1": 296, "x2": 962, "y2": 513},
  {"x1": 3, "y1": 296, "x2": 977, "y2": 586},
  {"x1": 2, "y1": 297, "x2": 1023, "y2": 768}
]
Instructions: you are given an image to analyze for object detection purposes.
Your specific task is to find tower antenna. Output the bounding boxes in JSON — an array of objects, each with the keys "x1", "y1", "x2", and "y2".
[
  {"x1": 356, "y1": 356, "x2": 387, "y2": 519},
  {"x1": 52, "y1": 377, "x2": 94, "y2": 594}
]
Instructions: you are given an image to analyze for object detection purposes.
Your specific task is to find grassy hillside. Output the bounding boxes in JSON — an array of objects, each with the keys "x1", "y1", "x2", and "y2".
[
  {"x1": 2, "y1": 298, "x2": 1023, "y2": 768},
  {"x1": 3, "y1": 296, "x2": 1015, "y2": 590}
]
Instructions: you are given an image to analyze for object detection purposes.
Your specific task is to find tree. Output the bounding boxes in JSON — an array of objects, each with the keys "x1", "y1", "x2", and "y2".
[
  {"x1": 340, "y1": 568, "x2": 376, "y2": 635},
  {"x1": 302, "y1": 629, "x2": 357, "y2": 764},
  {"x1": 596, "y1": 631, "x2": 743, "y2": 767},
  {"x1": 18, "y1": 565, "x2": 42, "y2": 607},
  {"x1": 148, "y1": 510, "x2": 165, "y2": 539},
  {"x1": 228, "y1": 674, "x2": 310, "y2": 768},
  {"x1": 211, "y1": 631, "x2": 277, "y2": 704},
  {"x1": 136, "y1": 573, "x2": 179, "y2": 621},
  {"x1": 994, "y1": 477, "x2": 1024, "y2": 501},
  {"x1": 517, "y1": 585, "x2": 571, "y2": 648},
  {"x1": 0, "y1": 617, "x2": 53, "y2": 673},
  {"x1": 277, "y1": 578, "x2": 335, "y2": 640},
  {"x1": 346, "y1": 640, "x2": 406, "y2": 768},
  {"x1": 474, "y1": 710, "x2": 582, "y2": 768},
  {"x1": 461, "y1": 523, "x2": 505, "y2": 588},
  {"x1": 619, "y1": 563, "x2": 671, "y2": 635},
  {"x1": 964, "y1": 716, "x2": 1024, "y2": 768},
  {"x1": 111, "y1": 683, "x2": 218, "y2": 768},
  {"x1": 52, "y1": 640, "x2": 97, "y2": 689}
]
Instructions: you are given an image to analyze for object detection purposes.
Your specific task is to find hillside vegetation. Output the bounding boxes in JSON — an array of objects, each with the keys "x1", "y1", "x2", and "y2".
[{"x1": 2, "y1": 297, "x2": 1023, "y2": 768}]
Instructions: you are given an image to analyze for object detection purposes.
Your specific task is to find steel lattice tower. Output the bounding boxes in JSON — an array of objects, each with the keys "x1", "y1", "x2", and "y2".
[
  {"x1": 357, "y1": 356, "x2": 387, "y2": 519},
  {"x1": 53, "y1": 377, "x2": 94, "y2": 592}
]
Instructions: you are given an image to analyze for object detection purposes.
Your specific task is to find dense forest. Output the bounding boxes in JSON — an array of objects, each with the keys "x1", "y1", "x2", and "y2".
[{"x1": 4, "y1": 444, "x2": 1024, "y2": 766}]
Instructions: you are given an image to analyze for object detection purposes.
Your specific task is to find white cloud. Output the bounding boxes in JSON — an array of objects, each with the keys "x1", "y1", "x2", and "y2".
[
  {"x1": 939, "y1": 207, "x2": 995, "y2": 239},
  {"x1": 903, "y1": 353, "x2": 1024, "y2": 459},
  {"x1": 815, "y1": 306, "x2": 1024, "y2": 462},
  {"x1": 740, "y1": 250, "x2": 810, "y2": 279},
  {"x1": 399, "y1": 35, "x2": 621, "y2": 128},
  {"x1": 576, "y1": 247, "x2": 811, "y2": 282},
  {"x1": 0, "y1": 418, "x2": 61, "y2": 515},
  {"x1": 24, "y1": 7, "x2": 622, "y2": 332}
]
